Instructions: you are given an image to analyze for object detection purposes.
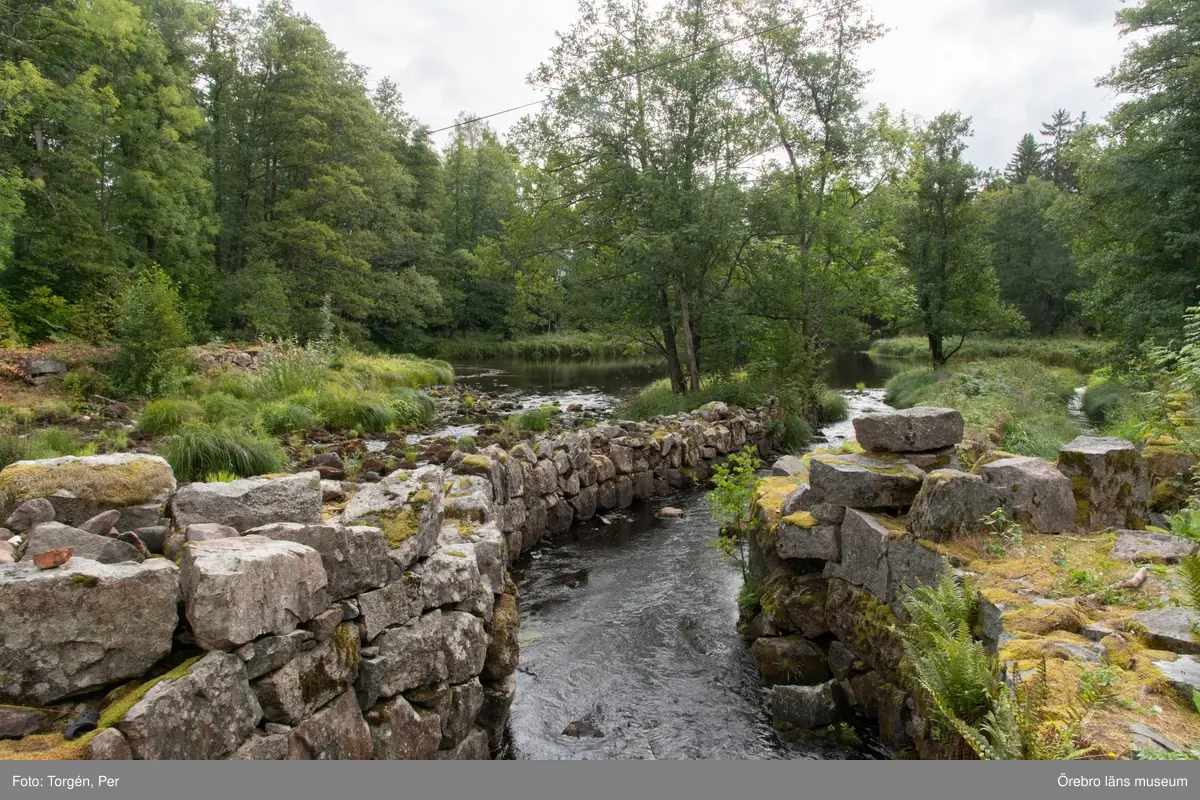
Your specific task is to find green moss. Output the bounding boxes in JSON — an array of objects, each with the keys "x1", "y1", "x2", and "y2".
[
  {"x1": 377, "y1": 508, "x2": 419, "y2": 547},
  {"x1": 445, "y1": 549, "x2": 468, "y2": 558},
  {"x1": 71, "y1": 575, "x2": 99, "y2": 587},
  {"x1": 780, "y1": 511, "x2": 817, "y2": 530},
  {"x1": 0, "y1": 458, "x2": 172, "y2": 514},
  {"x1": 97, "y1": 655, "x2": 202, "y2": 730},
  {"x1": 458, "y1": 454, "x2": 494, "y2": 475}
]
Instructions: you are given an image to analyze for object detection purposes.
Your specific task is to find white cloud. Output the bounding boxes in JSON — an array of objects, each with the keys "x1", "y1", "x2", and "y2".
[{"x1": 288, "y1": 0, "x2": 1129, "y2": 168}]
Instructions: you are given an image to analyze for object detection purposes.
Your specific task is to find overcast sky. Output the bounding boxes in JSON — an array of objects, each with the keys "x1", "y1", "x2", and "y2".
[{"x1": 285, "y1": 0, "x2": 1129, "y2": 169}]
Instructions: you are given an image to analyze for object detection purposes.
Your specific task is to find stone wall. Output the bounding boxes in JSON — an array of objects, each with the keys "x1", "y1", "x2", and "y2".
[
  {"x1": 0, "y1": 400, "x2": 779, "y2": 760},
  {"x1": 747, "y1": 410, "x2": 1194, "y2": 757}
]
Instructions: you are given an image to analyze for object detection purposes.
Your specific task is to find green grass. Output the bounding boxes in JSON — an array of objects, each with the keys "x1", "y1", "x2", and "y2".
[
  {"x1": 870, "y1": 336, "x2": 1106, "y2": 373},
  {"x1": 138, "y1": 398, "x2": 204, "y2": 436},
  {"x1": 505, "y1": 406, "x2": 554, "y2": 434},
  {"x1": 819, "y1": 390, "x2": 850, "y2": 423},
  {"x1": 312, "y1": 388, "x2": 395, "y2": 435},
  {"x1": 257, "y1": 399, "x2": 320, "y2": 435},
  {"x1": 431, "y1": 332, "x2": 646, "y2": 361},
  {"x1": 884, "y1": 358, "x2": 1084, "y2": 459},
  {"x1": 160, "y1": 422, "x2": 286, "y2": 482},
  {"x1": 1080, "y1": 380, "x2": 1135, "y2": 426}
]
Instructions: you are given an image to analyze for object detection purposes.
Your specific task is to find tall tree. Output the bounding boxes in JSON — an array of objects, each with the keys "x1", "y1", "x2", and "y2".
[
  {"x1": 1071, "y1": 0, "x2": 1200, "y2": 353},
  {"x1": 897, "y1": 113, "x2": 1023, "y2": 364},
  {"x1": 1038, "y1": 108, "x2": 1083, "y2": 193},
  {"x1": 1005, "y1": 133, "x2": 1042, "y2": 184}
]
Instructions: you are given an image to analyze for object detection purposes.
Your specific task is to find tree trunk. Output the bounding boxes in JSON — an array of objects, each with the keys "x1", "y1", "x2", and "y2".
[
  {"x1": 663, "y1": 323, "x2": 685, "y2": 394},
  {"x1": 928, "y1": 333, "x2": 946, "y2": 366},
  {"x1": 678, "y1": 287, "x2": 701, "y2": 392}
]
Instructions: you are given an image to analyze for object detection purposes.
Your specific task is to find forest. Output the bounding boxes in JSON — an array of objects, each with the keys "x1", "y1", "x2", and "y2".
[{"x1": 0, "y1": 0, "x2": 1197, "y2": 404}]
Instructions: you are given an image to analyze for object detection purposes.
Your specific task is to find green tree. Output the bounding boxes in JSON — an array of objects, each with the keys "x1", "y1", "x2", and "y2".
[
  {"x1": 1038, "y1": 108, "x2": 1084, "y2": 193},
  {"x1": 982, "y1": 177, "x2": 1082, "y2": 334},
  {"x1": 897, "y1": 113, "x2": 1024, "y2": 364},
  {"x1": 112, "y1": 267, "x2": 193, "y2": 396},
  {"x1": 1005, "y1": 133, "x2": 1042, "y2": 184}
]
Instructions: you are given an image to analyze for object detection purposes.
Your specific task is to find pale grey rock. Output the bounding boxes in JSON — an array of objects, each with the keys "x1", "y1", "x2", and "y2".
[
  {"x1": 4, "y1": 497, "x2": 54, "y2": 533},
  {"x1": 1057, "y1": 436, "x2": 1149, "y2": 530},
  {"x1": 253, "y1": 625, "x2": 360, "y2": 725},
  {"x1": 442, "y1": 610, "x2": 488, "y2": 685},
  {"x1": 412, "y1": 543, "x2": 481, "y2": 610},
  {"x1": 171, "y1": 472, "x2": 322, "y2": 531},
  {"x1": 979, "y1": 456, "x2": 1078, "y2": 534},
  {"x1": 1111, "y1": 531, "x2": 1197, "y2": 564},
  {"x1": 235, "y1": 631, "x2": 314, "y2": 681},
  {"x1": 286, "y1": 690, "x2": 372, "y2": 760},
  {"x1": 78, "y1": 509, "x2": 120, "y2": 536},
  {"x1": 247, "y1": 522, "x2": 389, "y2": 600},
  {"x1": 87, "y1": 727, "x2": 132, "y2": 760},
  {"x1": 364, "y1": 694, "x2": 441, "y2": 760},
  {"x1": 907, "y1": 470, "x2": 1007, "y2": 543},
  {"x1": 355, "y1": 611, "x2": 447, "y2": 707},
  {"x1": 1130, "y1": 608, "x2": 1200, "y2": 655},
  {"x1": 357, "y1": 576, "x2": 423, "y2": 642},
  {"x1": 25, "y1": 522, "x2": 144, "y2": 564},
  {"x1": 808, "y1": 454, "x2": 925, "y2": 509},
  {"x1": 853, "y1": 407, "x2": 964, "y2": 453}
]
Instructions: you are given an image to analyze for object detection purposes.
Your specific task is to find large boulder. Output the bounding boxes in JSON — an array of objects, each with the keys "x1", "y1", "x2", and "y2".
[
  {"x1": 357, "y1": 576, "x2": 424, "y2": 642},
  {"x1": 286, "y1": 690, "x2": 373, "y2": 760},
  {"x1": 0, "y1": 558, "x2": 179, "y2": 704},
  {"x1": 750, "y1": 637, "x2": 831, "y2": 686},
  {"x1": 907, "y1": 470, "x2": 1008, "y2": 543},
  {"x1": 1057, "y1": 437, "x2": 1149, "y2": 530},
  {"x1": 0, "y1": 454, "x2": 175, "y2": 530},
  {"x1": 341, "y1": 466, "x2": 445, "y2": 571},
  {"x1": 253, "y1": 625, "x2": 361, "y2": 725},
  {"x1": 853, "y1": 407, "x2": 964, "y2": 453},
  {"x1": 442, "y1": 610, "x2": 489, "y2": 685},
  {"x1": 246, "y1": 522, "x2": 389, "y2": 600},
  {"x1": 767, "y1": 681, "x2": 843, "y2": 729},
  {"x1": 1130, "y1": 608, "x2": 1200, "y2": 655},
  {"x1": 180, "y1": 535, "x2": 329, "y2": 650},
  {"x1": 24, "y1": 522, "x2": 144, "y2": 564},
  {"x1": 979, "y1": 456, "x2": 1077, "y2": 534},
  {"x1": 407, "y1": 678, "x2": 485, "y2": 749},
  {"x1": 364, "y1": 694, "x2": 441, "y2": 760},
  {"x1": 171, "y1": 472, "x2": 322, "y2": 531},
  {"x1": 886, "y1": 536, "x2": 949, "y2": 602},
  {"x1": 117, "y1": 652, "x2": 261, "y2": 760},
  {"x1": 411, "y1": 543, "x2": 482, "y2": 610},
  {"x1": 809, "y1": 454, "x2": 925, "y2": 510}
]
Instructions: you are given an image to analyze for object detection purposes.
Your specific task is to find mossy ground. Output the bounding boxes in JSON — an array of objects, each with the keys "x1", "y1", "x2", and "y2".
[{"x1": 0, "y1": 457, "x2": 172, "y2": 513}]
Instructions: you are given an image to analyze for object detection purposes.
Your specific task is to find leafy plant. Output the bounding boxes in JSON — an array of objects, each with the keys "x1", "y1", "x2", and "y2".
[
  {"x1": 707, "y1": 447, "x2": 763, "y2": 583},
  {"x1": 139, "y1": 398, "x2": 204, "y2": 436},
  {"x1": 1179, "y1": 553, "x2": 1200, "y2": 610},
  {"x1": 111, "y1": 268, "x2": 192, "y2": 397},
  {"x1": 1168, "y1": 509, "x2": 1200, "y2": 543},
  {"x1": 980, "y1": 507, "x2": 1023, "y2": 556}
]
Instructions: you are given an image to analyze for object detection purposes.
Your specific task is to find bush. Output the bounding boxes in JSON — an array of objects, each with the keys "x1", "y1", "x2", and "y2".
[
  {"x1": 1081, "y1": 380, "x2": 1133, "y2": 425},
  {"x1": 161, "y1": 423, "x2": 286, "y2": 482},
  {"x1": 139, "y1": 398, "x2": 204, "y2": 436},
  {"x1": 258, "y1": 343, "x2": 329, "y2": 398},
  {"x1": 257, "y1": 399, "x2": 320, "y2": 435},
  {"x1": 111, "y1": 268, "x2": 192, "y2": 396},
  {"x1": 871, "y1": 336, "x2": 1105, "y2": 373},
  {"x1": 819, "y1": 390, "x2": 850, "y2": 423},
  {"x1": 389, "y1": 388, "x2": 436, "y2": 428},
  {"x1": 62, "y1": 366, "x2": 111, "y2": 406},
  {"x1": 313, "y1": 388, "x2": 394, "y2": 434},
  {"x1": 199, "y1": 392, "x2": 254, "y2": 426}
]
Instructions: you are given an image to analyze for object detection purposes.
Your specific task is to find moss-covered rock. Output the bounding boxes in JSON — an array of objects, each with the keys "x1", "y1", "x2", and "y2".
[{"x1": 0, "y1": 454, "x2": 175, "y2": 529}]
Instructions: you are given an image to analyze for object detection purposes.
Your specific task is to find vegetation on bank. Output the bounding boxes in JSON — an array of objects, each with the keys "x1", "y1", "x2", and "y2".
[
  {"x1": 870, "y1": 336, "x2": 1106, "y2": 373},
  {"x1": 430, "y1": 333, "x2": 647, "y2": 362},
  {"x1": 884, "y1": 358, "x2": 1084, "y2": 460}
]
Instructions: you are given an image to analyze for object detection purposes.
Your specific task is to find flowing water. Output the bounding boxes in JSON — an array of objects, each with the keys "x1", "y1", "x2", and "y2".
[{"x1": 452, "y1": 354, "x2": 898, "y2": 760}]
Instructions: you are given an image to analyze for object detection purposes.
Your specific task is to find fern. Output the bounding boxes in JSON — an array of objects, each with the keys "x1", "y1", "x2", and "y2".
[{"x1": 1180, "y1": 553, "x2": 1200, "y2": 610}]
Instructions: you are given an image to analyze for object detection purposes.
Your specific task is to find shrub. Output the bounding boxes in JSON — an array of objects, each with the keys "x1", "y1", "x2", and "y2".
[
  {"x1": 884, "y1": 368, "x2": 939, "y2": 407},
  {"x1": 161, "y1": 423, "x2": 285, "y2": 482},
  {"x1": 62, "y1": 366, "x2": 111, "y2": 405},
  {"x1": 257, "y1": 399, "x2": 320, "y2": 435},
  {"x1": 111, "y1": 268, "x2": 192, "y2": 396},
  {"x1": 818, "y1": 390, "x2": 850, "y2": 423},
  {"x1": 139, "y1": 399, "x2": 204, "y2": 436},
  {"x1": 456, "y1": 435, "x2": 477, "y2": 449},
  {"x1": 390, "y1": 388, "x2": 436, "y2": 428},
  {"x1": 313, "y1": 388, "x2": 394, "y2": 434},
  {"x1": 1081, "y1": 380, "x2": 1133, "y2": 425},
  {"x1": 258, "y1": 342, "x2": 329, "y2": 398},
  {"x1": 514, "y1": 407, "x2": 552, "y2": 432},
  {"x1": 198, "y1": 392, "x2": 254, "y2": 426}
]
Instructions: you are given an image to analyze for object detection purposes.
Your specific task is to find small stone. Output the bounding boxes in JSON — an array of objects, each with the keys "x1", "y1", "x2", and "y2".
[
  {"x1": 562, "y1": 720, "x2": 604, "y2": 738},
  {"x1": 0, "y1": 707, "x2": 50, "y2": 739},
  {"x1": 1130, "y1": 608, "x2": 1200, "y2": 655},
  {"x1": 4, "y1": 498, "x2": 55, "y2": 533},
  {"x1": 32, "y1": 546, "x2": 72, "y2": 569},
  {"x1": 657, "y1": 507, "x2": 684, "y2": 518},
  {"x1": 1152, "y1": 655, "x2": 1200, "y2": 704},
  {"x1": 78, "y1": 509, "x2": 121, "y2": 536},
  {"x1": 26, "y1": 523, "x2": 144, "y2": 564},
  {"x1": 767, "y1": 681, "x2": 843, "y2": 729},
  {"x1": 87, "y1": 728, "x2": 132, "y2": 760},
  {"x1": 303, "y1": 606, "x2": 345, "y2": 642},
  {"x1": 1081, "y1": 622, "x2": 1115, "y2": 643},
  {"x1": 771, "y1": 455, "x2": 808, "y2": 477},
  {"x1": 133, "y1": 526, "x2": 169, "y2": 555},
  {"x1": 0, "y1": 540, "x2": 13, "y2": 565}
]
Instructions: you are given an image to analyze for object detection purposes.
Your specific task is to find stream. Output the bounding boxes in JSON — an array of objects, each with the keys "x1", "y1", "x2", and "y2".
[{"x1": 450, "y1": 354, "x2": 899, "y2": 760}]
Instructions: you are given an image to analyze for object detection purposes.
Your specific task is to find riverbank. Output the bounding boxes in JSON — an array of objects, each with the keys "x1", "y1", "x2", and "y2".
[
  {"x1": 430, "y1": 333, "x2": 647, "y2": 362},
  {"x1": 869, "y1": 337, "x2": 1106, "y2": 373}
]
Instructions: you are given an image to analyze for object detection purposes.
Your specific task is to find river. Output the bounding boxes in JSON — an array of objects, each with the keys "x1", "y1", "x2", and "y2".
[{"x1": 450, "y1": 353, "x2": 899, "y2": 760}]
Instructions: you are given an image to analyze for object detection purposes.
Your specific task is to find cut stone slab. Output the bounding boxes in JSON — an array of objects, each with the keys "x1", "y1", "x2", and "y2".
[
  {"x1": 750, "y1": 637, "x2": 831, "y2": 686},
  {"x1": 180, "y1": 535, "x2": 329, "y2": 650},
  {"x1": 411, "y1": 543, "x2": 482, "y2": 610},
  {"x1": 78, "y1": 509, "x2": 121, "y2": 536},
  {"x1": 1111, "y1": 531, "x2": 1197, "y2": 564},
  {"x1": 477, "y1": 673, "x2": 517, "y2": 751},
  {"x1": 0, "y1": 707, "x2": 51, "y2": 739},
  {"x1": 826, "y1": 510, "x2": 891, "y2": 599},
  {"x1": 853, "y1": 407, "x2": 964, "y2": 453},
  {"x1": 482, "y1": 591, "x2": 519, "y2": 681},
  {"x1": 364, "y1": 694, "x2": 441, "y2": 760},
  {"x1": 184, "y1": 522, "x2": 239, "y2": 543},
  {"x1": 357, "y1": 576, "x2": 424, "y2": 642},
  {"x1": 1130, "y1": 608, "x2": 1200, "y2": 655},
  {"x1": 407, "y1": 678, "x2": 485, "y2": 749},
  {"x1": 254, "y1": 624, "x2": 360, "y2": 725},
  {"x1": 247, "y1": 522, "x2": 389, "y2": 601},
  {"x1": 341, "y1": 465, "x2": 445, "y2": 571},
  {"x1": 4, "y1": 497, "x2": 55, "y2": 533},
  {"x1": 235, "y1": 630, "x2": 314, "y2": 681},
  {"x1": 1057, "y1": 436, "x2": 1149, "y2": 531},
  {"x1": 432, "y1": 726, "x2": 489, "y2": 760},
  {"x1": 442, "y1": 610, "x2": 489, "y2": 685},
  {"x1": 355, "y1": 611, "x2": 447, "y2": 707},
  {"x1": 767, "y1": 681, "x2": 843, "y2": 729},
  {"x1": 118, "y1": 652, "x2": 262, "y2": 760},
  {"x1": 775, "y1": 514, "x2": 839, "y2": 561},
  {"x1": 886, "y1": 536, "x2": 950, "y2": 602},
  {"x1": 0, "y1": 558, "x2": 179, "y2": 704},
  {"x1": 25, "y1": 522, "x2": 144, "y2": 564},
  {"x1": 907, "y1": 470, "x2": 1008, "y2": 543},
  {"x1": 0, "y1": 453, "x2": 176, "y2": 529},
  {"x1": 1151, "y1": 655, "x2": 1200, "y2": 704},
  {"x1": 171, "y1": 472, "x2": 322, "y2": 531},
  {"x1": 286, "y1": 690, "x2": 372, "y2": 760},
  {"x1": 979, "y1": 456, "x2": 1077, "y2": 534},
  {"x1": 808, "y1": 454, "x2": 925, "y2": 510}
]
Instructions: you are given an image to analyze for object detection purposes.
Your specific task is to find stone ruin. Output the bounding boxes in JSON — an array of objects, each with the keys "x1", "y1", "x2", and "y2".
[
  {"x1": 0, "y1": 400, "x2": 778, "y2": 760},
  {"x1": 753, "y1": 407, "x2": 1196, "y2": 755}
]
